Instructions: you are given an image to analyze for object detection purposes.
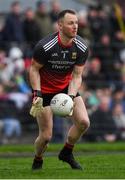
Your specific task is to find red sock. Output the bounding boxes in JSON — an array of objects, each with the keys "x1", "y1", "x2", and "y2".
[
  {"x1": 35, "y1": 155, "x2": 42, "y2": 161},
  {"x1": 64, "y1": 142, "x2": 74, "y2": 150}
]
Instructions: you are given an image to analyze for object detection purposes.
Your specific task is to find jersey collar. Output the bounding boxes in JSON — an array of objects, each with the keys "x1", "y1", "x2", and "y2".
[{"x1": 58, "y1": 32, "x2": 73, "y2": 48}]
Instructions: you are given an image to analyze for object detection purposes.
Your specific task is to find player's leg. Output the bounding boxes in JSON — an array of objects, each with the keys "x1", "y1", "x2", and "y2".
[
  {"x1": 35, "y1": 106, "x2": 53, "y2": 156},
  {"x1": 67, "y1": 96, "x2": 90, "y2": 144},
  {"x1": 58, "y1": 96, "x2": 90, "y2": 170},
  {"x1": 32, "y1": 106, "x2": 53, "y2": 170}
]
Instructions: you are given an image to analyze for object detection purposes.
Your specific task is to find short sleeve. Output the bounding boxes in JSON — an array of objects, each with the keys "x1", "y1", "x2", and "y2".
[
  {"x1": 33, "y1": 41, "x2": 47, "y2": 65},
  {"x1": 75, "y1": 47, "x2": 89, "y2": 66},
  {"x1": 74, "y1": 35, "x2": 89, "y2": 66}
]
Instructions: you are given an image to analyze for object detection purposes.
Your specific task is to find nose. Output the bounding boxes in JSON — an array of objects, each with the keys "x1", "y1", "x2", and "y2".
[{"x1": 73, "y1": 23, "x2": 78, "y2": 29}]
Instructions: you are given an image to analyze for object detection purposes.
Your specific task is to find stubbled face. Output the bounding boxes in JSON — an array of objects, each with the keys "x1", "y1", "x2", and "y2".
[{"x1": 58, "y1": 13, "x2": 78, "y2": 39}]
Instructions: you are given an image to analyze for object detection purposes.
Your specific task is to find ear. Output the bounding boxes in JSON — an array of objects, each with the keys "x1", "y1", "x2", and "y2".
[{"x1": 58, "y1": 20, "x2": 63, "y2": 31}]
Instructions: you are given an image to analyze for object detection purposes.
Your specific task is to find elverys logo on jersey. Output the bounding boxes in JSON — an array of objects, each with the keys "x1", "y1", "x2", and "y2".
[{"x1": 72, "y1": 52, "x2": 77, "y2": 60}]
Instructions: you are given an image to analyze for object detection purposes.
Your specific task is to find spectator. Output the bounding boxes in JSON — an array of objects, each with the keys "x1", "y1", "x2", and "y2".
[
  {"x1": 112, "y1": 103, "x2": 125, "y2": 140},
  {"x1": 89, "y1": 96, "x2": 117, "y2": 142},
  {"x1": 88, "y1": 4, "x2": 111, "y2": 43},
  {"x1": 77, "y1": 10, "x2": 92, "y2": 43},
  {"x1": 110, "y1": 87, "x2": 125, "y2": 113},
  {"x1": 3, "y1": 118, "x2": 21, "y2": 143},
  {"x1": 2, "y1": 1, "x2": 24, "y2": 51},
  {"x1": 23, "y1": 7, "x2": 41, "y2": 57},
  {"x1": 93, "y1": 34, "x2": 116, "y2": 84},
  {"x1": 0, "y1": 83, "x2": 22, "y2": 144},
  {"x1": 49, "y1": 0, "x2": 61, "y2": 23},
  {"x1": 87, "y1": 5, "x2": 103, "y2": 43},
  {"x1": 84, "y1": 57, "x2": 106, "y2": 90},
  {"x1": 0, "y1": 49, "x2": 14, "y2": 88},
  {"x1": 35, "y1": 0, "x2": 53, "y2": 38}
]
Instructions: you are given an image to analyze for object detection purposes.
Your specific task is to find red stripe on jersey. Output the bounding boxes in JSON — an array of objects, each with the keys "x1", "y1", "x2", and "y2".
[
  {"x1": 40, "y1": 68, "x2": 72, "y2": 94},
  {"x1": 58, "y1": 33, "x2": 73, "y2": 48}
]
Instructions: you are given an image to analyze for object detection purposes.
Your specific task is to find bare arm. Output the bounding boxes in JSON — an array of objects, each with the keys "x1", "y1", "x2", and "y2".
[
  {"x1": 68, "y1": 65, "x2": 85, "y2": 96},
  {"x1": 29, "y1": 58, "x2": 43, "y2": 90}
]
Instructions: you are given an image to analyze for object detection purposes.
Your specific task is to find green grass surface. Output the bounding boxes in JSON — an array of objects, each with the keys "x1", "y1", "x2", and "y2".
[
  {"x1": 1, "y1": 142, "x2": 125, "y2": 153},
  {"x1": 0, "y1": 142, "x2": 125, "y2": 179}
]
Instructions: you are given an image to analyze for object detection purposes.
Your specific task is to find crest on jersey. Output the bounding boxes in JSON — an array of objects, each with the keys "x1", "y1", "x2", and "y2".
[{"x1": 72, "y1": 52, "x2": 77, "y2": 60}]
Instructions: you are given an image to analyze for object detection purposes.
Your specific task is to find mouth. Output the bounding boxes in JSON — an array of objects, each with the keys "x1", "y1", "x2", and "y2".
[{"x1": 72, "y1": 30, "x2": 77, "y2": 33}]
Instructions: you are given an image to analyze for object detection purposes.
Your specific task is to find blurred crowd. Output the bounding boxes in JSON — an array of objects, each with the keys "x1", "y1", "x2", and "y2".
[{"x1": 0, "y1": 0, "x2": 125, "y2": 144}]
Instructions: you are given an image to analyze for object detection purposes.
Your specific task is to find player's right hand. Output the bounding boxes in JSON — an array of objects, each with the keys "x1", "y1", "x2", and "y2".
[
  {"x1": 68, "y1": 95, "x2": 75, "y2": 116},
  {"x1": 30, "y1": 90, "x2": 44, "y2": 118}
]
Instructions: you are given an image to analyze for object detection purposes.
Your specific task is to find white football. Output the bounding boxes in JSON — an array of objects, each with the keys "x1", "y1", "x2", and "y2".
[{"x1": 50, "y1": 93, "x2": 74, "y2": 117}]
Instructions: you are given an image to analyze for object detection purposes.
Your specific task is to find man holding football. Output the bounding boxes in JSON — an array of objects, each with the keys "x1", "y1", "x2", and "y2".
[{"x1": 29, "y1": 9, "x2": 90, "y2": 170}]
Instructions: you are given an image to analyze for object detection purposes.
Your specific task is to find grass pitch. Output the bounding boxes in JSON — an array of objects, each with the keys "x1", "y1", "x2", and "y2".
[{"x1": 0, "y1": 142, "x2": 125, "y2": 179}]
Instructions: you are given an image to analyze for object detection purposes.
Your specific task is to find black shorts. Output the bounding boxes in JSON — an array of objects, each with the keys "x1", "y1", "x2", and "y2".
[{"x1": 42, "y1": 86, "x2": 80, "y2": 107}]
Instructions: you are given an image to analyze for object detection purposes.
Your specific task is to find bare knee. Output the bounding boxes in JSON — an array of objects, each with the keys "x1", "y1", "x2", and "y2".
[
  {"x1": 77, "y1": 118, "x2": 90, "y2": 131},
  {"x1": 43, "y1": 136, "x2": 51, "y2": 144},
  {"x1": 43, "y1": 132, "x2": 52, "y2": 142},
  {"x1": 83, "y1": 118, "x2": 90, "y2": 130},
  {"x1": 36, "y1": 132, "x2": 52, "y2": 144}
]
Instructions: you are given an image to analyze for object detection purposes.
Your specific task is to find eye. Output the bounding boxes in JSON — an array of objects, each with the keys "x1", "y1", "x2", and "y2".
[
  {"x1": 68, "y1": 21, "x2": 73, "y2": 25},
  {"x1": 75, "y1": 21, "x2": 78, "y2": 25}
]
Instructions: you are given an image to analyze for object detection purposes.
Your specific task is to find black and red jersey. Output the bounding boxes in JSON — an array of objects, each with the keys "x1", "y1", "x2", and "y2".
[{"x1": 33, "y1": 32, "x2": 89, "y2": 94}]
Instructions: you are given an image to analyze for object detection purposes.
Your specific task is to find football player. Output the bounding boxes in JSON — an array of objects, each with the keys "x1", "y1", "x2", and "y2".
[{"x1": 29, "y1": 9, "x2": 90, "y2": 170}]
